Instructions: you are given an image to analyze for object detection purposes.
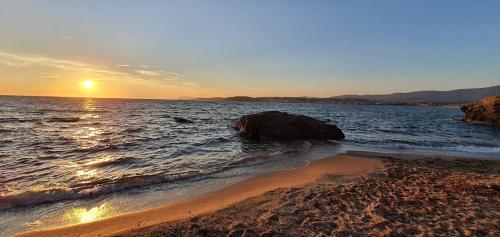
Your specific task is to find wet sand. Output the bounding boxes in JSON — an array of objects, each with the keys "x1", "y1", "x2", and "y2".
[{"x1": 18, "y1": 154, "x2": 381, "y2": 237}]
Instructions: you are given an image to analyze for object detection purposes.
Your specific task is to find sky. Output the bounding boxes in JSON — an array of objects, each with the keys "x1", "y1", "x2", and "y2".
[{"x1": 0, "y1": 0, "x2": 499, "y2": 99}]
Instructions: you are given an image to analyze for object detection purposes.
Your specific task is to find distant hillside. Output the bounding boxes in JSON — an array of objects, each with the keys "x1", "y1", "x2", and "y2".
[
  {"x1": 198, "y1": 85, "x2": 500, "y2": 105},
  {"x1": 198, "y1": 96, "x2": 374, "y2": 104},
  {"x1": 333, "y1": 85, "x2": 500, "y2": 104}
]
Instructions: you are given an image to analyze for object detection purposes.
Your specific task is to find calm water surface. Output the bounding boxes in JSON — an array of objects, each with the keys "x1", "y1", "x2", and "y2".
[{"x1": 1, "y1": 96, "x2": 499, "y2": 236}]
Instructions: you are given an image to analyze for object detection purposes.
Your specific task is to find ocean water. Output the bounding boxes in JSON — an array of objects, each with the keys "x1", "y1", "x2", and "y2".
[{"x1": 1, "y1": 96, "x2": 499, "y2": 236}]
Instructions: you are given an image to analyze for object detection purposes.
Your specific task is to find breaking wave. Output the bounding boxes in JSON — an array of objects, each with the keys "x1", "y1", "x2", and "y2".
[
  {"x1": 0, "y1": 146, "x2": 303, "y2": 209},
  {"x1": 341, "y1": 141, "x2": 500, "y2": 154},
  {"x1": 0, "y1": 169, "x2": 222, "y2": 209}
]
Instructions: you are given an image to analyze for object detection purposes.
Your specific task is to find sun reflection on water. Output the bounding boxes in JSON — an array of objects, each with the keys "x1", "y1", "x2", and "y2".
[
  {"x1": 82, "y1": 98, "x2": 97, "y2": 111},
  {"x1": 76, "y1": 169, "x2": 98, "y2": 180},
  {"x1": 83, "y1": 155, "x2": 115, "y2": 167},
  {"x1": 72, "y1": 126, "x2": 103, "y2": 150},
  {"x1": 65, "y1": 203, "x2": 112, "y2": 224}
]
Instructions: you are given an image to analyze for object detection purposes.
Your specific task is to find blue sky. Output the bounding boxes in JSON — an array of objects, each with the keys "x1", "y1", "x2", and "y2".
[{"x1": 0, "y1": 0, "x2": 499, "y2": 98}]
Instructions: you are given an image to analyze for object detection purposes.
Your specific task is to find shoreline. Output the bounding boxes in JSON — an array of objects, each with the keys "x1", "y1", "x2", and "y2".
[
  {"x1": 120, "y1": 152, "x2": 499, "y2": 236},
  {"x1": 18, "y1": 154, "x2": 382, "y2": 237},
  {"x1": 16, "y1": 151, "x2": 500, "y2": 236}
]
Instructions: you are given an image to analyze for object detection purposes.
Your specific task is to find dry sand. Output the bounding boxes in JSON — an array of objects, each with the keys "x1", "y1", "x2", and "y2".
[
  {"x1": 118, "y1": 155, "x2": 500, "y2": 237},
  {"x1": 18, "y1": 154, "x2": 381, "y2": 237}
]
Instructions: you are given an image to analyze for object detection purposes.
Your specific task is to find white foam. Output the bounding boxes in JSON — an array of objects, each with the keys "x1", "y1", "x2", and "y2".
[{"x1": 339, "y1": 141, "x2": 500, "y2": 155}]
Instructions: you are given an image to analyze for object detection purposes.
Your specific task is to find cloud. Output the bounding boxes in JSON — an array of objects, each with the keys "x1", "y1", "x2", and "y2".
[
  {"x1": 136, "y1": 69, "x2": 162, "y2": 76},
  {"x1": 0, "y1": 50, "x2": 196, "y2": 87}
]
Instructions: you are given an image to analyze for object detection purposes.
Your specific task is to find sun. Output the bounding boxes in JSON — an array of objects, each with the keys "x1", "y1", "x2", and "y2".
[{"x1": 83, "y1": 80, "x2": 94, "y2": 89}]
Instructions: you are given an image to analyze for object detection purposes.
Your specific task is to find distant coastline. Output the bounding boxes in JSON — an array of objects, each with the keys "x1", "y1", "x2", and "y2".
[
  {"x1": 197, "y1": 84, "x2": 500, "y2": 107},
  {"x1": 196, "y1": 96, "x2": 461, "y2": 107},
  {"x1": 2, "y1": 84, "x2": 498, "y2": 105}
]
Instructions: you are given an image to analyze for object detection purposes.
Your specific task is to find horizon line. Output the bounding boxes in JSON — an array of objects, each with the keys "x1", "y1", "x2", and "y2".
[{"x1": 1, "y1": 84, "x2": 498, "y2": 101}]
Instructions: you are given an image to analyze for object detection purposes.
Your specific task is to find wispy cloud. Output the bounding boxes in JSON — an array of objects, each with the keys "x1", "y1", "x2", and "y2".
[
  {"x1": 0, "y1": 50, "x2": 197, "y2": 87},
  {"x1": 136, "y1": 69, "x2": 162, "y2": 76}
]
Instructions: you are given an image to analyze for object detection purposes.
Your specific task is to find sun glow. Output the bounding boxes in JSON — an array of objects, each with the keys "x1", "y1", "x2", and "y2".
[{"x1": 83, "y1": 80, "x2": 94, "y2": 89}]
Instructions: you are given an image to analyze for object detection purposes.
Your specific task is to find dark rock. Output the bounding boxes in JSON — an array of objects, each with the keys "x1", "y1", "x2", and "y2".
[
  {"x1": 234, "y1": 111, "x2": 345, "y2": 141},
  {"x1": 461, "y1": 95, "x2": 500, "y2": 124},
  {"x1": 47, "y1": 117, "x2": 80, "y2": 123},
  {"x1": 174, "y1": 117, "x2": 194, "y2": 123}
]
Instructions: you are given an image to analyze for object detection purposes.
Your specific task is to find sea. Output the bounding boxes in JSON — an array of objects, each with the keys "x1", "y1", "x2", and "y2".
[{"x1": 1, "y1": 96, "x2": 499, "y2": 236}]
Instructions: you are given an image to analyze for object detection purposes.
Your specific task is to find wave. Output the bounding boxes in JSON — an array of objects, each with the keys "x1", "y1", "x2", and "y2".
[
  {"x1": 0, "y1": 139, "x2": 13, "y2": 144},
  {"x1": 71, "y1": 142, "x2": 136, "y2": 153},
  {"x1": 38, "y1": 108, "x2": 108, "y2": 113},
  {"x1": 0, "y1": 169, "x2": 222, "y2": 210},
  {"x1": 120, "y1": 127, "x2": 144, "y2": 134},
  {"x1": 47, "y1": 117, "x2": 81, "y2": 123},
  {"x1": 0, "y1": 118, "x2": 41, "y2": 123},
  {"x1": 0, "y1": 144, "x2": 307, "y2": 210},
  {"x1": 192, "y1": 137, "x2": 229, "y2": 147},
  {"x1": 82, "y1": 156, "x2": 135, "y2": 168},
  {"x1": 225, "y1": 142, "x2": 310, "y2": 168},
  {"x1": 340, "y1": 141, "x2": 500, "y2": 154},
  {"x1": 36, "y1": 155, "x2": 61, "y2": 160},
  {"x1": 225, "y1": 153, "x2": 280, "y2": 167}
]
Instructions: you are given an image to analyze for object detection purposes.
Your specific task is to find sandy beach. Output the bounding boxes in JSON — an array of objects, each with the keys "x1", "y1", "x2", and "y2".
[
  {"x1": 3, "y1": 1, "x2": 500, "y2": 236},
  {"x1": 18, "y1": 152, "x2": 500, "y2": 237}
]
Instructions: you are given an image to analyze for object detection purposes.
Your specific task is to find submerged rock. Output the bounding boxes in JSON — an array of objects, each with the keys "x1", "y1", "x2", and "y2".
[
  {"x1": 234, "y1": 111, "x2": 345, "y2": 141},
  {"x1": 174, "y1": 117, "x2": 194, "y2": 123},
  {"x1": 461, "y1": 95, "x2": 500, "y2": 124},
  {"x1": 47, "y1": 117, "x2": 80, "y2": 123}
]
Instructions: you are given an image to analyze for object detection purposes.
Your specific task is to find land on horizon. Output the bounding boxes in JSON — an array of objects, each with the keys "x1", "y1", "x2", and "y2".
[
  {"x1": 2, "y1": 84, "x2": 499, "y2": 106},
  {"x1": 198, "y1": 84, "x2": 500, "y2": 106}
]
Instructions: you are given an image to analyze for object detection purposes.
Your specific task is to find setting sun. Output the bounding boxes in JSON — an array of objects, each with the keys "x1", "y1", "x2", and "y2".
[{"x1": 83, "y1": 80, "x2": 94, "y2": 89}]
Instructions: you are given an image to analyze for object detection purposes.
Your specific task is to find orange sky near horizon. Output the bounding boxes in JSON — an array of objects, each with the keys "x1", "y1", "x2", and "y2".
[
  {"x1": 1, "y1": 50, "x2": 498, "y2": 100},
  {"x1": 0, "y1": 50, "x2": 379, "y2": 99},
  {"x1": 0, "y1": 80, "x2": 218, "y2": 99},
  {"x1": 0, "y1": 50, "x2": 351, "y2": 99},
  {"x1": 0, "y1": 51, "x2": 220, "y2": 99}
]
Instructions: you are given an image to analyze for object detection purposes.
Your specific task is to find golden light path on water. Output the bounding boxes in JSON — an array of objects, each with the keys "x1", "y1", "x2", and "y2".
[
  {"x1": 62, "y1": 98, "x2": 113, "y2": 225},
  {"x1": 64, "y1": 203, "x2": 113, "y2": 224},
  {"x1": 25, "y1": 203, "x2": 115, "y2": 229}
]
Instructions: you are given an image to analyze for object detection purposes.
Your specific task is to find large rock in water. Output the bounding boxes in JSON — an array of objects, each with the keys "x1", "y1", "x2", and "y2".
[
  {"x1": 461, "y1": 95, "x2": 500, "y2": 124},
  {"x1": 234, "y1": 111, "x2": 345, "y2": 141}
]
